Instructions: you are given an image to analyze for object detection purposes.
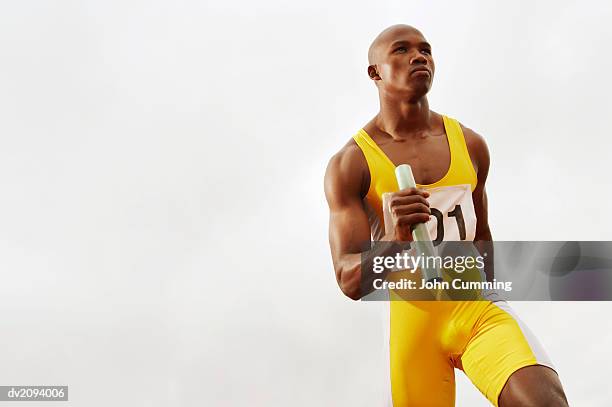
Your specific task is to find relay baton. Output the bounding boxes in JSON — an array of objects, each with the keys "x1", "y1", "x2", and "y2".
[{"x1": 395, "y1": 164, "x2": 443, "y2": 283}]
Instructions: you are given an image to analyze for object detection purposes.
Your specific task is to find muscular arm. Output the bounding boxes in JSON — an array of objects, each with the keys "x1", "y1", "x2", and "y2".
[
  {"x1": 463, "y1": 125, "x2": 494, "y2": 282},
  {"x1": 324, "y1": 143, "x2": 430, "y2": 300},
  {"x1": 324, "y1": 145, "x2": 374, "y2": 300}
]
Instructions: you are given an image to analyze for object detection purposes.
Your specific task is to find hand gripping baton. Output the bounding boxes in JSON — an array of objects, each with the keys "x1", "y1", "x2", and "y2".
[{"x1": 394, "y1": 164, "x2": 443, "y2": 283}]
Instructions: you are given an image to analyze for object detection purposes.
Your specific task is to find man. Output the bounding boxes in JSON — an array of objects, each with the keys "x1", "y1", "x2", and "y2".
[{"x1": 324, "y1": 24, "x2": 569, "y2": 406}]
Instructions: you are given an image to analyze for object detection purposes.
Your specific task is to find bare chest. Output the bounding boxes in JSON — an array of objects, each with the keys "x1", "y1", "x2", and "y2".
[{"x1": 376, "y1": 132, "x2": 451, "y2": 185}]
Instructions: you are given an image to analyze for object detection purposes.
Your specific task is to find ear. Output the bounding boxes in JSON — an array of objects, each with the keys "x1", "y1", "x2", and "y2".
[{"x1": 368, "y1": 65, "x2": 381, "y2": 81}]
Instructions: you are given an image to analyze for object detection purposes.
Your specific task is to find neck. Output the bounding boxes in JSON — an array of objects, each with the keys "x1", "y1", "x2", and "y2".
[{"x1": 374, "y1": 92, "x2": 433, "y2": 140}]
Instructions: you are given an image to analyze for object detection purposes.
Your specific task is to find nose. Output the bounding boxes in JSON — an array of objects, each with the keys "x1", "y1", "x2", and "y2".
[{"x1": 410, "y1": 52, "x2": 427, "y2": 65}]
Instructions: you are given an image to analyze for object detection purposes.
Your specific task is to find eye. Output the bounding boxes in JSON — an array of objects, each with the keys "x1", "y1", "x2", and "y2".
[
  {"x1": 394, "y1": 46, "x2": 407, "y2": 53},
  {"x1": 421, "y1": 48, "x2": 432, "y2": 55}
]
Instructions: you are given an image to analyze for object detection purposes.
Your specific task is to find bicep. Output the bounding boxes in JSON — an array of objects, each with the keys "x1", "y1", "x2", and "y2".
[
  {"x1": 466, "y1": 128, "x2": 491, "y2": 239},
  {"x1": 473, "y1": 183, "x2": 490, "y2": 239},
  {"x1": 324, "y1": 152, "x2": 372, "y2": 268},
  {"x1": 327, "y1": 200, "x2": 372, "y2": 264}
]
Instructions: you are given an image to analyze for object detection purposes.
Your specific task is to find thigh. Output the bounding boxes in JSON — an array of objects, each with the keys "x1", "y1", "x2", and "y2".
[
  {"x1": 460, "y1": 301, "x2": 555, "y2": 407},
  {"x1": 386, "y1": 301, "x2": 456, "y2": 407}
]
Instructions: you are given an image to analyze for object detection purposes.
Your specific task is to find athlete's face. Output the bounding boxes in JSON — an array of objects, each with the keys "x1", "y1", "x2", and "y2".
[{"x1": 369, "y1": 28, "x2": 435, "y2": 98}]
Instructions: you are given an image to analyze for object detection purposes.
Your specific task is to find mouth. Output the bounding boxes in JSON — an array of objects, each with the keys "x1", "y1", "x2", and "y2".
[{"x1": 411, "y1": 67, "x2": 431, "y2": 77}]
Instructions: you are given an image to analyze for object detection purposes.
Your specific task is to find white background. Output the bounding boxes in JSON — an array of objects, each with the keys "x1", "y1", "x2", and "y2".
[{"x1": 0, "y1": 0, "x2": 611, "y2": 406}]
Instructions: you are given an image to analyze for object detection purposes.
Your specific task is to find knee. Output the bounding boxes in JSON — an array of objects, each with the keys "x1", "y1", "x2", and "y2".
[
  {"x1": 534, "y1": 392, "x2": 568, "y2": 407},
  {"x1": 534, "y1": 378, "x2": 568, "y2": 407},
  {"x1": 500, "y1": 383, "x2": 568, "y2": 407},
  {"x1": 499, "y1": 366, "x2": 569, "y2": 407},
  {"x1": 546, "y1": 385, "x2": 569, "y2": 407}
]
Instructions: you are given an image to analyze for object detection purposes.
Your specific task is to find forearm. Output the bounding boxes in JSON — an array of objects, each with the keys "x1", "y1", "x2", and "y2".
[
  {"x1": 335, "y1": 235, "x2": 405, "y2": 300},
  {"x1": 474, "y1": 231, "x2": 494, "y2": 283}
]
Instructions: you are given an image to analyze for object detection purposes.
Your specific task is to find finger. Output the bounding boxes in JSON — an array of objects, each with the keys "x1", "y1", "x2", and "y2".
[
  {"x1": 397, "y1": 213, "x2": 432, "y2": 226},
  {"x1": 392, "y1": 203, "x2": 432, "y2": 216},
  {"x1": 394, "y1": 187, "x2": 430, "y2": 197},
  {"x1": 391, "y1": 195, "x2": 430, "y2": 208}
]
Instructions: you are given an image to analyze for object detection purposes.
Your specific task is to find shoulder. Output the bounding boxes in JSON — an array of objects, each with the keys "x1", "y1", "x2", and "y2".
[
  {"x1": 457, "y1": 121, "x2": 490, "y2": 176},
  {"x1": 325, "y1": 138, "x2": 369, "y2": 202}
]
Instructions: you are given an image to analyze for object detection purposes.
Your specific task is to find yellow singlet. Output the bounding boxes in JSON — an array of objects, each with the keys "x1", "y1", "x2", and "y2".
[{"x1": 352, "y1": 115, "x2": 556, "y2": 407}]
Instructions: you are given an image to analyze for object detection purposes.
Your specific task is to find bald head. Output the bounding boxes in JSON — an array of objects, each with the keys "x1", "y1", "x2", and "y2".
[
  {"x1": 368, "y1": 24, "x2": 424, "y2": 65},
  {"x1": 365, "y1": 24, "x2": 434, "y2": 97}
]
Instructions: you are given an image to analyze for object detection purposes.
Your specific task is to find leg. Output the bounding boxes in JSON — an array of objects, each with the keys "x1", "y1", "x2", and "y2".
[
  {"x1": 499, "y1": 365, "x2": 568, "y2": 407},
  {"x1": 387, "y1": 301, "x2": 456, "y2": 407},
  {"x1": 460, "y1": 301, "x2": 563, "y2": 406}
]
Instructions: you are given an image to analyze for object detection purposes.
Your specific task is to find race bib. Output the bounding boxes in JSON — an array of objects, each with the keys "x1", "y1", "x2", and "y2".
[{"x1": 383, "y1": 184, "x2": 477, "y2": 243}]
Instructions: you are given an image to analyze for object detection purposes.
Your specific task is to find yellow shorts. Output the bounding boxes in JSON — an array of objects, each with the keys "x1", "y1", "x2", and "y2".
[{"x1": 381, "y1": 300, "x2": 556, "y2": 406}]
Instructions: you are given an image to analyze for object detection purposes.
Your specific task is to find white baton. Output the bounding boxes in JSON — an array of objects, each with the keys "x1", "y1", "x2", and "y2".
[{"x1": 394, "y1": 164, "x2": 442, "y2": 282}]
